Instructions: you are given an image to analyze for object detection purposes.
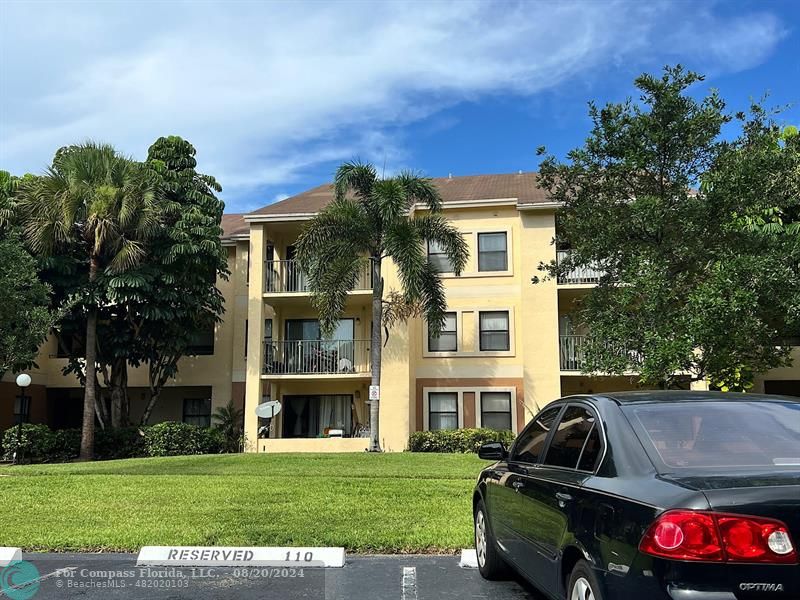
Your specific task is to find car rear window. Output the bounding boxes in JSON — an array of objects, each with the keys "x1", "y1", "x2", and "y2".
[{"x1": 625, "y1": 401, "x2": 800, "y2": 470}]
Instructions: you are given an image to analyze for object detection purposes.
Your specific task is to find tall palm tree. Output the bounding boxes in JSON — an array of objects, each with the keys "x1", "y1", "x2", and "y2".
[
  {"x1": 18, "y1": 142, "x2": 160, "y2": 460},
  {"x1": 296, "y1": 161, "x2": 468, "y2": 451}
]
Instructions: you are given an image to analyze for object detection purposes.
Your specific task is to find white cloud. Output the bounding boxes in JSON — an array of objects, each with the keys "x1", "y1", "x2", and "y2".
[{"x1": 0, "y1": 0, "x2": 787, "y2": 211}]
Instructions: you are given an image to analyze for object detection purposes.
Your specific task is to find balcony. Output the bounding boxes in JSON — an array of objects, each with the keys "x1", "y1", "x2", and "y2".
[
  {"x1": 264, "y1": 259, "x2": 372, "y2": 294},
  {"x1": 556, "y1": 250, "x2": 604, "y2": 285},
  {"x1": 559, "y1": 335, "x2": 641, "y2": 372},
  {"x1": 263, "y1": 339, "x2": 371, "y2": 377}
]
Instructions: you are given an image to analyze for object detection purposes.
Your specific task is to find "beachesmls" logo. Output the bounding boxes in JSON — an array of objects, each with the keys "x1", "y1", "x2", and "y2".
[{"x1": 0, "y1": 560, "x2": 41, "y2": 600}]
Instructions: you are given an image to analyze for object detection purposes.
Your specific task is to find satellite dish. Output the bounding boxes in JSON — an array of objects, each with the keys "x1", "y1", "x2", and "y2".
[{"x1": 256, "y1": 400, "x2": 282, "y2": 419}]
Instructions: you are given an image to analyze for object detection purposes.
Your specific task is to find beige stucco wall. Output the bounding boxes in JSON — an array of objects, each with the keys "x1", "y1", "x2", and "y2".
[{"x1": 519, "y1": 209, "x2": 563, "y2": 417}]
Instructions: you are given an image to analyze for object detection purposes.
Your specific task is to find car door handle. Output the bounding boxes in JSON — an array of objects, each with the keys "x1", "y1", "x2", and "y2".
[{"x1": 555, "y1": 492, "x2": 573, "y2": 503}]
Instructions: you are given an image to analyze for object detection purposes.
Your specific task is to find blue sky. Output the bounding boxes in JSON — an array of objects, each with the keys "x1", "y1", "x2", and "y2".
[{"x1": 1, "y1": 0, "x2": 798, "y2": 213}]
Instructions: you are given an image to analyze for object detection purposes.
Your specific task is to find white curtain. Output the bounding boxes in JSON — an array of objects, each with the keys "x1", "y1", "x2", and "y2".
[
  {"x1": 429, "y1": 392, "x2": 458, "y2": 430},
  {"x1": 317, "y1": 395, "x2": 351, "y2": 436}
]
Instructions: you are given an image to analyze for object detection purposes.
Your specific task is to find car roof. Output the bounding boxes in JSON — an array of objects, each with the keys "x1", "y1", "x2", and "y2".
[{"x1": 586, "y1": 390, "x2": 799, "y2": 404}]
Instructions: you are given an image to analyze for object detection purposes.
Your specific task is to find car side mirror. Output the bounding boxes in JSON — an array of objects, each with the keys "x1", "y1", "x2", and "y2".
[{"x1": 478, "y1": 441, "x2": 507, "y2": 461}]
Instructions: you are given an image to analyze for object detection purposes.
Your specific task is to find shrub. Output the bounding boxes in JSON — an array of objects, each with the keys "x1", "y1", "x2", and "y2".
[
  {"x1": 408, "y1": 428, "x2": 516, "y2": 453},
  {"x1": 200, "y1": 426, "x2": 227, "y2": 455},
  {"x1": 2, "y1": 423, "x2": 56, "y2": 462},
  {"x1": 95, "y1": 427, "x2": 146, "y2": 460},
  {"x1": 143, "y1": 422, "x2": 225, "y2": 457},
  {"x1": 50, "y1": 428, "x2": 81, "y2": 461}
]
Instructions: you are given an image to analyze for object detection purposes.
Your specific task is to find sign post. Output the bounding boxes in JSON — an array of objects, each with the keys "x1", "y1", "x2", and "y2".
[{"x1": 368, "y1": 385, "x2": 380, "y2": 403}]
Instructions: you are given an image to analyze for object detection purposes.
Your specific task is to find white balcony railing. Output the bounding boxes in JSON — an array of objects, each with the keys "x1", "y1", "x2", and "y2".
[
  {"x1": 560, "y1": 335, "x2": 642, "y2": 372},
  {"x1": 263, "y1": 339, "x2": 371, "y2": 375},
  {"x1": 264, "y1": 259, "x2": 372, "y2": 293},
  {"x1": 560, "y1": 335, "x2": 586, "y2": 371},
  {"x1": 556, "y1": 250, "x2": 604, "y2": 285}
]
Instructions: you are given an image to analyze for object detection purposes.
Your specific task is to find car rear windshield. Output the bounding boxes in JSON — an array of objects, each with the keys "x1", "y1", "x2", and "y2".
[{"x1": 624, "y1": 401, "x2": 800, "y2": 470}]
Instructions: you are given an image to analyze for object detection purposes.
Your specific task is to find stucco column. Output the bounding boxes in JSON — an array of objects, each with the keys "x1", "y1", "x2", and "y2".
[
  {"x1": 377, "y1": 260, "x2": 412, "y2": 452},
  {"x1": 520, "y1": 209, "x2": 562, "y2": 419},
  {"x1": 244, "y1": 223, "x2": 266, "y2": 452}
]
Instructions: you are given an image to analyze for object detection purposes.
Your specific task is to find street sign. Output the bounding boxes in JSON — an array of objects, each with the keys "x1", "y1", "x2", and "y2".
[{"x1": 368, "y1": 385, "x2": 380, "y2": 401}]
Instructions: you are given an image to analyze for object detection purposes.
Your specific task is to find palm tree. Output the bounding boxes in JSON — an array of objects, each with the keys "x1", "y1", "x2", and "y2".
[
  {"x1": 18, "y1": 142, "x2": 160, "y2": 460},
  {"x1": 296, "y1": 161, "x2": 468, "y2": 451},
  {"x1": 212, "y1": 400, "x2": 244, "y2": 452}
]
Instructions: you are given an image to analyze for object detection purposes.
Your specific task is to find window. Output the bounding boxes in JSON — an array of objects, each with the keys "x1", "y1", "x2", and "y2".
[
  {"x1": 13, "y1": 395, "x2": 31, "y2": 423},
  {"x1": 478, "y1": 232, "x2": 507, "y2": 272},
  {"x1": 627, "y1": 402, "x2": 800, "y2": 470},
  {"x1": 764, "y1": 380, "x2": 800, "y2": 397},
  {"x1": 543, "y1": 406, "x2": 597, "y2": 470},
  {"x1": 479, "y1": 311, "x2": 510, "y2": 351},
  {"x1": 54, "y1": 329, "x2": 84, "y2": 358},
  {"x1": 480, "y1": 391, "x2": 512, "y2": 430},
  {"x1": 246, "y1": 244, "x2": 250, "y2": 283},
  {"x1": 510, "y1": 406, "x2": 561, "y2": 463},
  {"x1": 187, "y1": 325, "x2": 215, "y2": 355},
  {"x1": 265, "y1": 243, "x2": 276, "y2": 291},
  {"x1": 265, "y1": 319, "x2": 273, "y2": 340},
  {"x1": 427, "y1": 240, "x2": 453, "y2": 273},
  {"x1": 428, "y1": 392, "x2": 458, "y2": 431},
  {"x1": 285, "y1": 319, "x2": 353, "y2": 341},
  {"x1": 183, "y1": 398, "x2": 211, "y2": 428},
  {"x1": 428, "y1": 312, "x2": 457, "y2": 352},
  {"x1": 578, "y1": 427, "x2": 603, "y2": 471}
]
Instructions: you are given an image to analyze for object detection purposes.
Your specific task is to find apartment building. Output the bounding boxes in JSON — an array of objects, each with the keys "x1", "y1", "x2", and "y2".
[
  {"x1": 2, "y1": 172, "x2": 798, "y2": 447},
  {"x1": 239, "y1": 172, "x2": 800, "y2": 452}
]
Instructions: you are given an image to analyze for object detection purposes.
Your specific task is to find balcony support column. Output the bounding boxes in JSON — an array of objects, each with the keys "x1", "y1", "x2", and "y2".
[{"x1": 244, "y1": 223, "x2": 266, "y2": 451}]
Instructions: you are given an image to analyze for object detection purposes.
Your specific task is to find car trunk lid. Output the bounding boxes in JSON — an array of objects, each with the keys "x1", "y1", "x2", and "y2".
[{"x1": 662, "y1": 475, "x2": 800, "y2": 598}]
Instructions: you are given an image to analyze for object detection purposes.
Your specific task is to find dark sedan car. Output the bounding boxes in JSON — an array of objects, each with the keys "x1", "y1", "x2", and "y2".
[{"x1": 473, "y1": 391, "x2": 800, "y2": 600}]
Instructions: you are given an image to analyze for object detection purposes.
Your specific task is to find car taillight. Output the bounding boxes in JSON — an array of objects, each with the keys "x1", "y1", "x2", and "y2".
[
  {"x1": 640, "y1": 511, "x2": 723, "y2": 561},
  {"x1": 639, "y1": 510, "x2": 797, "y2": 564}
]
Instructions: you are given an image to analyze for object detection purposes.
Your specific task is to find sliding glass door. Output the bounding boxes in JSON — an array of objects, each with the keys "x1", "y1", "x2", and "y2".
[
  {"x1": 282, "y1": 395, "x2": 353, "y2": 438},
  {"x1": 284, "y1": 319, "x2": 355, "y2": 373}
]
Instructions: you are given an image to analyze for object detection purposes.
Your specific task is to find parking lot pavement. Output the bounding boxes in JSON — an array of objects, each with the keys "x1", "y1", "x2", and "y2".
[{"x1": 5, "y1": 553, "x2": 544, "y2": 600}]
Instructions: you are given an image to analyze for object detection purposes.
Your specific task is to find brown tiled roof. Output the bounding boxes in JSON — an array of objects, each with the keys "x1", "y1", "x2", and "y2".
[
  {"x1": 248, "y1": 172, "x2": 552, "y2": 217},
  {"x1": 221, "y1": 213, "x2": 248, "y2": 239}
]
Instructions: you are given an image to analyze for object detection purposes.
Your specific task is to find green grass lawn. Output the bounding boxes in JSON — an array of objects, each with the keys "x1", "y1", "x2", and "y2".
[{"x1": 0, "y1": 453, "x2": 487, "y2": 553}]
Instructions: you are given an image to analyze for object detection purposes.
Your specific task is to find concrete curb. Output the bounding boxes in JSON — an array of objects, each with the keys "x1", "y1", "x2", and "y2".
[
  {"x1": 0, "y1": 547, "x2": 22, "y2": 567},
  {"x1": 459, "y1": 549, "x2": 478, "y2": 568}
]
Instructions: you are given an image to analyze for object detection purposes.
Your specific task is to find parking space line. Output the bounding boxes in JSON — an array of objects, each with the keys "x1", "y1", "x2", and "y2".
[{"x1": 402, "y1": 566, "x2": 417, "y2": 600}]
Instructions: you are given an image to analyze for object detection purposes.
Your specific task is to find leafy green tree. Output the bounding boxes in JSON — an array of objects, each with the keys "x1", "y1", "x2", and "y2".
[
  {"x1": 0, "y1": 171, "x2": 53, "y2": 379},
  {"x1": 0, "y1": 170, "x2": 18, "y2": 232},
  {"x1": 0, "y1": 234, "x2": 52, "y2": 379},
  {"x1": 37, "y1": 137, "x2": 227, "y2": 428},
  {"x1": 537, "y1": 66, "x2": 797, "y2": 389},
  {"x1": 701, "y1": 111, "x2": 800, "y2": 389},
  {"x1": 296, "y1": 161, "x2": 468, "y2": 451},
  {"x1": 0, "y1": 170, "x2": 53, "y2": 382},
  {"x1": 18, "y1": 143, "x2": 160, "y2": 459},
  {"x1": 129, "y1": 136, "x2": 228, "y2": 424}
]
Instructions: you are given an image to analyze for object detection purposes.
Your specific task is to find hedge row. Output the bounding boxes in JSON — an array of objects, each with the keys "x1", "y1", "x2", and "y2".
[
  {"x1": 1, "y1": 421, "x2": 230, "y2": 463},
  {"x1": 407, "y1": 428, "x2": 515, "y2": 453}
]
